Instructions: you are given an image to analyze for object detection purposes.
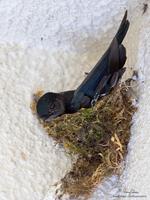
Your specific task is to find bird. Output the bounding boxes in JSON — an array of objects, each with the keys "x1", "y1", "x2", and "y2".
[{"x1": 36, "y1": 10, "x2": 130, "y2": 122}]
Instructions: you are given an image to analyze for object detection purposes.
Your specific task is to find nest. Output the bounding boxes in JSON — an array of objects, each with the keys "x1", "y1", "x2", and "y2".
[{"x1": 31, "y1": 83, "x2": 136, "y2": 200}]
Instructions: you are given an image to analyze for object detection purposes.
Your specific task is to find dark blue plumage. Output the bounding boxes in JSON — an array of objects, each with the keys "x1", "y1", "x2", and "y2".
[
  {"x1": 36, "y1": 11, "x2": 129, "y2": 121},
  {"x1": 70, "y1": 11, "x2": 129, "y2": 111}
]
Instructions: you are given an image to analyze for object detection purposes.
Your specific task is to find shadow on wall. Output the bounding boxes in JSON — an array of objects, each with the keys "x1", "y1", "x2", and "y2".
[
  {"x1": 34, "y1": 6, "x2": 143, "y2": 95},
  {"x1": 62, "y1": 8, "x2": 142, "y2": 86}
]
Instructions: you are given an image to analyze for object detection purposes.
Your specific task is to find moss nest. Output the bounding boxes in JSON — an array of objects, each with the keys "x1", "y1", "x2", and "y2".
[{"x1": 32, "y1": 82, "x2": 137, "y2": 199}]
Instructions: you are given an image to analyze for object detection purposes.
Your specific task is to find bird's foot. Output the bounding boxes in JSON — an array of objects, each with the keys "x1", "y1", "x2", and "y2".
[{"x1": 91, "y1": 93, "x2": 100, "y2": 107}]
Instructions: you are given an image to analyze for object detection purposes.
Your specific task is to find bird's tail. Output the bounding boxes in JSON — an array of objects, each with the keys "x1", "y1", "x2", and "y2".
[
  {"x1": 115, "y1": 10, "x2": 130, "y2": 44},
  {"x1": 97, "y1": 11, "x2": 130, "y2": 96},
  {"x1": 108, "y1": 11, "x2": 129, "y2": 73}
]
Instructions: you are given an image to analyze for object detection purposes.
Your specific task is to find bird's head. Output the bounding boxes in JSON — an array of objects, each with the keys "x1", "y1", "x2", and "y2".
[{"x1": 36, "y1": 92, "x2": 65, "y2": 122}]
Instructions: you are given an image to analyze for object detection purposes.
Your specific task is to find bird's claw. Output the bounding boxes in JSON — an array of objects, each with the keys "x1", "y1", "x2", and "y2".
[{"x1": 91, "y1": 93, "x2": 100, "y2": 107}]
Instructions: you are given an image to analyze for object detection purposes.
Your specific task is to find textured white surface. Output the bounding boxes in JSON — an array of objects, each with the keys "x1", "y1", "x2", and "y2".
[
  {"x1": 0, "y1": 0, "x2": 127, "y2": 50},
  {"x1": 0, "y1": 0, "x2": 148, "y2": 200},
  {"x1": 0, "y1": 45, "x2": 74, "y2": 200},
  {"x1": 118, "y1": 9, "x2": 150, "y2": 200}
]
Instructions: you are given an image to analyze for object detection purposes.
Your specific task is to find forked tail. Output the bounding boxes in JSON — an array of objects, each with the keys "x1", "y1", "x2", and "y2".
[{"x1": 115, "y1": 10, "x2": 130, "y2": 44}]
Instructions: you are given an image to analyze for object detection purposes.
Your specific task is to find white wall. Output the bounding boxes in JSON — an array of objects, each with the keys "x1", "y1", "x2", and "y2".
[{"x1": 0, "y1": 0, "x2": 148, "y2": 200}]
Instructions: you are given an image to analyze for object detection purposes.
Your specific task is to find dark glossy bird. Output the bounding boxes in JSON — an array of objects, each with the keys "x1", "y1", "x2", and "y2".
[{"x1": 36, "y1": 11, "x2": 130, "y2": 122}]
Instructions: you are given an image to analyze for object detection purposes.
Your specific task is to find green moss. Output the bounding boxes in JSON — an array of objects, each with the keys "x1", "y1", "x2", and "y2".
[{"x1": 32, "y1": 83, "x2": 136, "y2": 199}]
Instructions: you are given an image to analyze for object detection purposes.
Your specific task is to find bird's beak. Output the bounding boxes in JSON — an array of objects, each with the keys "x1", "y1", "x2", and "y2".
[
  {"x1": 44, "y1": 111, "x2": 63, "y2": 123},
  {"x1": 44, "y1": 115, "x2": 56, "y2": 122}
]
